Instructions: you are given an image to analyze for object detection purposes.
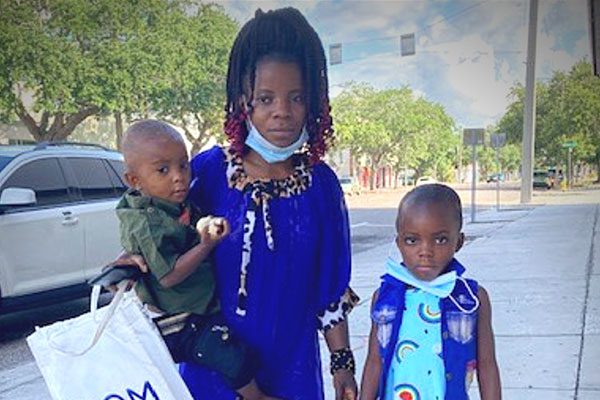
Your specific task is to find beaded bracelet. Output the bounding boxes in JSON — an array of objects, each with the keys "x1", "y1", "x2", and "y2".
[{"x1": 330, "y1": 347, "x2": 356, "y2": 375}]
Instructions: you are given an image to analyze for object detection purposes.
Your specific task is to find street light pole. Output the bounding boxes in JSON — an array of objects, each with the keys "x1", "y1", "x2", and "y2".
[
  {"x1": 521, "y1": 0, "x2": 539, "y2": 203},
  {"x1": 568, "y1": 147, "x2": 573, "y2": 189}
]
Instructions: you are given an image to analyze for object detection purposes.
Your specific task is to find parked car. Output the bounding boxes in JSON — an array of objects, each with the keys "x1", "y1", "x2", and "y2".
[
  {"x1": 533, "y1": 170, "x2": 552, "y2": 189},
  {"x1": 338, "y1": 176, "x2": 361, "y2": 196},
  {"x1": 0, "y1": 142, "x2": 126, "y2": 312},
  {"x1": 486, "y1": 173, "x2": 505, "y2": 183},
  {"x1": 415, "y1": 176, "x2": 438, "y2": 186}
]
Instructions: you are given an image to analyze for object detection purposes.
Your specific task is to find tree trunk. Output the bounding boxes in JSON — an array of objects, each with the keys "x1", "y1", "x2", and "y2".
[
  {"x1": 16, "y1": 100, "x2": 99, "y2": 143},
  {"x1": 596, "y1": 152, "x2": 600, "y2": 183},
  {"x1": 115, "y1": 112, "x2": 123, "y2": 151}
]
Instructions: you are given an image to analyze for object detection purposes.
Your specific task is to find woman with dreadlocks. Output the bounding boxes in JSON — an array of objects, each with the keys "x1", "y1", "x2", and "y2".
[
  {"x1": 111, "y1": 7, "x2": 358, "y2": 399},
  {"x1": 179, "y1": 7, "x2": 359, "y2": 400}
]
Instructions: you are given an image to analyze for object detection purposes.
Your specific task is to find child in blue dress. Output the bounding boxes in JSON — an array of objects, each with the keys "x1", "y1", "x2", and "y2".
[{"x1": 360, "y1": 184, "x2": 501, "y2": 400}]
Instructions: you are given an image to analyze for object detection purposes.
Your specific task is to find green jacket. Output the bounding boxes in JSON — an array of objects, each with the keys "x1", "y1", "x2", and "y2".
[{"x1": 116, "y1": 189, "x2": 219, "y2": 315}]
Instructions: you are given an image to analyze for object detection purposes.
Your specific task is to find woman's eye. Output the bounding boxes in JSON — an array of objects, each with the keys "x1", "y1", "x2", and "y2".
[
  {"x1": 292, "y1": 94, "x2": 305, "y2": 103},
  {"x1": 256, "y1": 96, "x2": 272, "y2": 104}
]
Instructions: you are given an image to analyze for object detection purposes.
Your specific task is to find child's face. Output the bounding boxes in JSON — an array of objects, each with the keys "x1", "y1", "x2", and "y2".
[
  {"x1": 247, "y1": 59, "x2": 307, "y2": 147},
  {"x1": 125, "y1": 137, "x2": 190, "y2": 203},
  {"x1": 396, "y1": 201, "x2": 464, "y2": 281}
]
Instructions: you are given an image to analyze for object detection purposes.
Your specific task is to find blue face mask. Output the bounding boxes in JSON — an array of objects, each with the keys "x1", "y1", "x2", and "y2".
[
  {"x1": 385, "y1": 244, "x2": 457, "y2": 298},
  {"x1": 244, "y1": 119, "x2": 309, "y2": 164}
]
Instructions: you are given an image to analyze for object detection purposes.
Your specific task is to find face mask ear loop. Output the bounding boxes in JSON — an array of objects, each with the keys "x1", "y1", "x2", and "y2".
[
  {"x1": 387, "y1": 237, "x2": 401, "y2": 264},
  {"x1": 448, "y1": 276, "x2": 480, "y2": 314}
]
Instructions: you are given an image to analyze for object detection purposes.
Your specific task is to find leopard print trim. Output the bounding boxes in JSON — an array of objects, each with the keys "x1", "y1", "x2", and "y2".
[
  {"x1": 317, "y1": 288, "x2": 360, "y2": 332},
  {"x1": 223, "y1": 147, "x2": 313, "y2": 316},
  {"x1": 224, "y1": 147, "x2": 312, "y2": 197}
]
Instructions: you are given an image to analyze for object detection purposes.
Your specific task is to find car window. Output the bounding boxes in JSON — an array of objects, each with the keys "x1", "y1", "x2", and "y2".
[
  {"x1": 0, "y1": 158, "x2": 71, "y2": 207},
  {"x1": 105, "y1": 159, "x2": 127, "y2": 195},
  {"x1": 64, "y1": 158, "x2": 121, "y2": 200},
  {"x1": 0, "y1": 156, "x2": 13, "y2": 172}
]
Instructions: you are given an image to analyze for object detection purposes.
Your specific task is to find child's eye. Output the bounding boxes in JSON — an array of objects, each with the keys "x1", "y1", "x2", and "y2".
[
  {"x1": 157, "y1": 166, "x2": 168, "y2": 174},
  {"x1": 404, "y1": 237, "x2": 417, "y2": 245},
  {"x1": 180, "y1": 161, "x2": 189, "y2": 170},
  {"x1": 435, "y1": 237, "x2": 449, "y2": 244}
]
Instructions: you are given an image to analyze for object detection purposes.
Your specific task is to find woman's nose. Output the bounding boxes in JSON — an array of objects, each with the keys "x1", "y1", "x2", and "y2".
[{"x1": 273, "y1": 98, "x2": 292, "y2": 118}]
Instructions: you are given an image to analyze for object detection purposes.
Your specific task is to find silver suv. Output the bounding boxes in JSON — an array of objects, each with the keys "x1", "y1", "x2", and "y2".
[{"x1": 0, "y1": 143, "x2": 125, "y2": 312}]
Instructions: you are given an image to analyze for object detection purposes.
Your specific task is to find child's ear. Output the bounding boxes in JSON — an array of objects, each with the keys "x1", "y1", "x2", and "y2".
[
  {"x1": 124, "y1": 171, "x2": 139, "y2": 189},
  {"x1": 456, "y1": 232, "x2": 465, "y2": 252}
]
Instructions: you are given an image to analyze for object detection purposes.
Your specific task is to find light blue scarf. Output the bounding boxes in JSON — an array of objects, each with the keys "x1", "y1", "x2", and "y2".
[{"x1": 385, "y1": 255, "x2": 456, "y2": 298}]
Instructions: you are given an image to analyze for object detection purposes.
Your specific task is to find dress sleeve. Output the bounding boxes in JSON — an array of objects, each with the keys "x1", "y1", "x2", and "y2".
[
  {"x1": 314, "y1": 164, "x2": 360, "y2": 332},
  {"x1": 189, "y1": 146, "x2": 222, "y2": 214}
]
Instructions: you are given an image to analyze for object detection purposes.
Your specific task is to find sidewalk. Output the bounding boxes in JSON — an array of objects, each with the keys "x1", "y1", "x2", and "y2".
[{"x1": 322, "y1": 198, "x2": 600, "y2": 399}]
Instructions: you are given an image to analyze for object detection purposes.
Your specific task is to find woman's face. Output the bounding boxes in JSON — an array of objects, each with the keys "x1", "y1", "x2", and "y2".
[{"x1": 248, "y1": 59, "x2": 307, "y2": 147}]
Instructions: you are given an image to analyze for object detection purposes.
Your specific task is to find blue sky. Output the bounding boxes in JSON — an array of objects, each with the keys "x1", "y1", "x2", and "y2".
[{"x1": 215, "y1": 0, "x2": 592, "y2": 128}]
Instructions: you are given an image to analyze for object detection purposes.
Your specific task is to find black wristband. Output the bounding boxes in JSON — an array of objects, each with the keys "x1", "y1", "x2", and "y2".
[{"x1": 330, "y1": 347, "x2": 356, "y2": 375}]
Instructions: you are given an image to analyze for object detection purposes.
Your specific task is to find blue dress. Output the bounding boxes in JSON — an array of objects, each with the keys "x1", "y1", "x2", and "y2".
[{"x1": 181, "y1": 146, "x2": 356, "y2": 399}]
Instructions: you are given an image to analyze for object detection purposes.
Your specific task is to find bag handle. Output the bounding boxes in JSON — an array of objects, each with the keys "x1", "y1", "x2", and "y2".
[{"x1": 47, "y1": 281, "x2": 129, "y2": 356}]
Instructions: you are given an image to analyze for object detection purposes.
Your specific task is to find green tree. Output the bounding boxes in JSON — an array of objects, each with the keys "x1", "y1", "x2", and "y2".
[
  {"x1": 151, "y1": 4, "x2": 237, "y2": 155},
  {"x1": 0, "y1": 0, "x2": 237, "y2": 149},
  {"x1": 332, "y1": 83, "x2": 394, "y2": 189},
  {"x1": 332, "y1": 83, "x2": 457, "y2": 187},
  {"x1": 497, "y1": 60, "x2": 600, "y2": 179}
]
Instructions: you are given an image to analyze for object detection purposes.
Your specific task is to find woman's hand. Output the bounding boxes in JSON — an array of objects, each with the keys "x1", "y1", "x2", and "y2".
[{"x1": 333, "y1": 369, "x2": 357, "y2": 400}]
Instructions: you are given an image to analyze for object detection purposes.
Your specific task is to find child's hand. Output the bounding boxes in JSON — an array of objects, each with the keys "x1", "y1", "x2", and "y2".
[{"x1": 197, "y1": 216, "x2": 230, "y2": 244}]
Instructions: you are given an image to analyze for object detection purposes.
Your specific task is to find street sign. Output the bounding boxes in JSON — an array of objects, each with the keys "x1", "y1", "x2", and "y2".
[
  {"x1": 329, "y1": 43, "x2": 342, "y2": 65},
  {"x1": 463, "y1": 128, "x2": 485, "y2": 146},
  {"x1": 562, "y1": 141, "x2": 577, "y2": 148},
  {"x1": 490, "y1": 133, "x2": 506, "y2": 148},
  {"x1": 400, "y1": 33, "x2": 415, "y2": 56}
]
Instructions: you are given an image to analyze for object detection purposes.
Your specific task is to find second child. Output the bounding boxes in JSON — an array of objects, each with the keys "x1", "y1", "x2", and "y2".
[{"x1": 360, "y1": 184, "x2": 501, "y2": 400}]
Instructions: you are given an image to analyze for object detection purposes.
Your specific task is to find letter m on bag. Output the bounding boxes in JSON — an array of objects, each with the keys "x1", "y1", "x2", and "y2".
[
  {"x1": 127, "y1": 381, "x2": 159, "y2": 400},
  {"x1": 103, "y1": 381, "x2": 159, "y2": 400}
]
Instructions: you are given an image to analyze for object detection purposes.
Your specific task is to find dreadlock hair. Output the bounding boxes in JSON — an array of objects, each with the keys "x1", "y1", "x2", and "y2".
[
  {"x1": 223, "y1": 7, "x2": 333, "y2": 164},
  {"x1": 396, "y1": 183, "x2": 464, "y2": 232}
]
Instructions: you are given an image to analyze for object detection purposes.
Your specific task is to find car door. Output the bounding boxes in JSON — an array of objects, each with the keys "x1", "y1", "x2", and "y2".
[
  {"x1": 60, "y1": 157, "x2": 125, "y2": 280},
  {"x1": 0, "y1": 157, "x2": 85, "y2": 297}
]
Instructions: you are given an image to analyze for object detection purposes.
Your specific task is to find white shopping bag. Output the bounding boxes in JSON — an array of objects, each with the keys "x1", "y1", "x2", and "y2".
[{"x1": 26, "y1": 284, "x2": 193, "y2": 400}]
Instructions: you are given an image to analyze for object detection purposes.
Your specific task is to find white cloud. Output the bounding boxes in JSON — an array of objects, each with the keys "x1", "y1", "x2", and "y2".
[{"x1": 217, "y1": 0, "x2": 591, "y2": 127}]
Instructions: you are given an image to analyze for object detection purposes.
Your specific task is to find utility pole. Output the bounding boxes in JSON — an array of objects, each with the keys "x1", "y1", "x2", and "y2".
[{"x1": 521, "y1": 0, "x2": 539, "y2": 203}]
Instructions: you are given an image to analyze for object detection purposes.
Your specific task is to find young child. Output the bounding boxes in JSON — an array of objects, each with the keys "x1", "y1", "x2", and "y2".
[
  {"x1": 117, "y1": 119, "x2": 280, "y2": 400},
  {"x1": 360, "y1": 183, "x2": 501, "y2": 400}
]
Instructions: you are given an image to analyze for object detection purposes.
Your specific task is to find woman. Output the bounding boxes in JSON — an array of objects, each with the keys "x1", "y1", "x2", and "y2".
[{"x1": 121, "y1": 7, "x2": 358, "y2": 399}]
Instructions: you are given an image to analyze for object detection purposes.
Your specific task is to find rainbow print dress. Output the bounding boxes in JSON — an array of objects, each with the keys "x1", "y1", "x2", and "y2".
[{"x1": 385, "y1": 288, "x2": 445, "y2": 400}]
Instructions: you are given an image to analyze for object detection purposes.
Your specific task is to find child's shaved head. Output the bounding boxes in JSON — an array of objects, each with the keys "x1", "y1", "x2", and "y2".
[
  {"x1": 122, "y1": 119, "x2": 184, "y2": 170},
  {"x1": 396, "y1": 183, "x2": 463, "y2": 232}
]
